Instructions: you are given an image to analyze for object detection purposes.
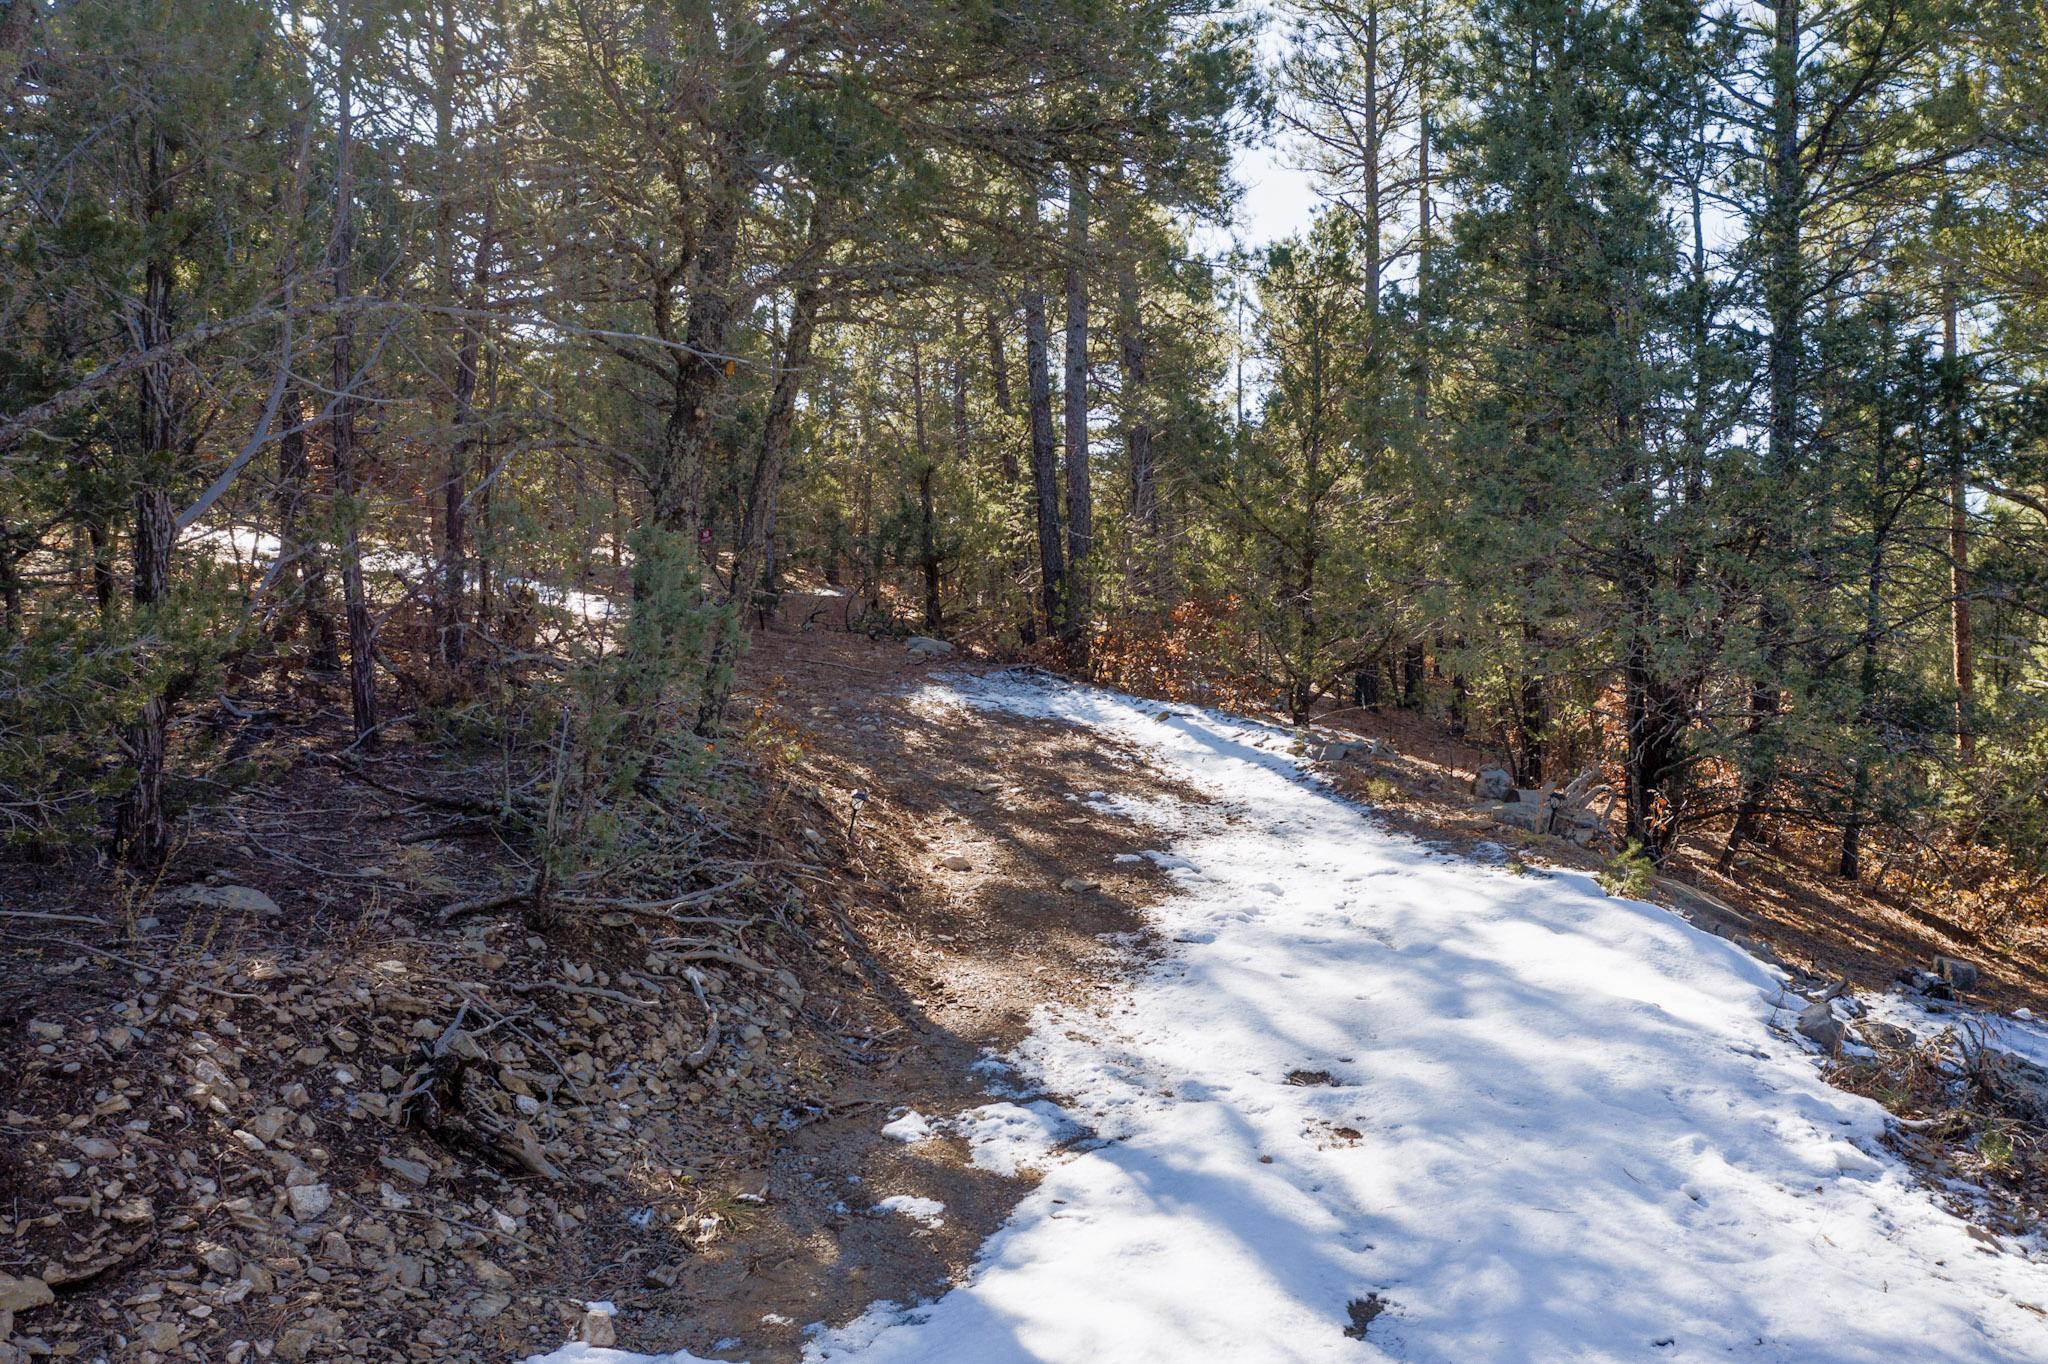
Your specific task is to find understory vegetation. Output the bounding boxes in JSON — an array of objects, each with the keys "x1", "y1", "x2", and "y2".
[{"x1": 4, "y1": 0, "x2": 2048, "y2": 958}]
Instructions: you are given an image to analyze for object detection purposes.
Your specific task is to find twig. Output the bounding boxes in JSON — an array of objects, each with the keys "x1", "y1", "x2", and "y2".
[
  {"x1": 650, "y1": 944, "x2": 779, "y2": 978},
  {"x1": 43, "y1": 938, "x2": 264, "y2": 1000},
  {"x1": 436, "y1": 881, "x2": 534, "y2": 924}
]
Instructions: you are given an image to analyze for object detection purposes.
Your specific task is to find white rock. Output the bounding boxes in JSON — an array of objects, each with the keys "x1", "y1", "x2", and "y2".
[{"x1": 286, "y1": 1182, "x2": 333, "y2": 1221}]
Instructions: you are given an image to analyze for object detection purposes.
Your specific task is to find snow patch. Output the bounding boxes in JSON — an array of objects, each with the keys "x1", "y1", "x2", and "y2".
[
  {"x1": 955, "y1": 1101, "x2": 1081, "y2": 1177},
  {"x1": 880, "y1": 1110, "x2": 937, "y2": 1143},
  {"x1": 873, "y1": 1195, "x2": 946, "y2": 1228},
  {"x1": 523, "y1": 1347, "x2": 727, "y2": 1364}
]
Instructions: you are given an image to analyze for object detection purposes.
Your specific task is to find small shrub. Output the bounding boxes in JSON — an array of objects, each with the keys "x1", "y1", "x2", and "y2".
[
  {"x1": 1977, "y1": 1123, "x2": 2017, "y2": 1173},
  {"x1": 1598, "y1": 840, "x2": 1656, "y2": 900}
]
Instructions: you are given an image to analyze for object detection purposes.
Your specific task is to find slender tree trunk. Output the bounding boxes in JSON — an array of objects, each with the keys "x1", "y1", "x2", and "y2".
[
  {"x1": 915, "y1": 344, "x2": 941, "y2": 632},
  {"x1": 1062, "y1": 164, "x2": 1093, "y2": 658},
  {"x1": 1117, "y1": 253, "x2": 1158, "y2": 539},
  {"x1": 1362, "y1": 0, "x2": 1381, "y2": 311},
  {"x1": 985, "y1": 309, "x2": 1014, "y2": 416},
  {"x1": 650, "y1": 166, "x2": 746, "y2": 551},
  {"x1": 118, "y1": 121, "x2": 176, "y2": 870},
  {"x1": 1838, "y1": 547, "x2": 1883, "y2": 879},
  {"x1": 329, "y1": 3, "x2": 378, "y2": 745},
  {"x1": 475, "y1": 341, "x2": 499, "y2": 630},
  {"x1": 429, "y1": 3, "x2": 484, "y2": 671},
  {"x1": 1944, "y1": 282, "x2": 1973, "y2": 764},
  {"x1": 1414, "y1": 108, "x2": 1431, "y2": 425},
  {"x1": 1022, "y1": 188, "x2": 1067, "y2": 639},
  {"x1": 439, "y1": 196, "x2": 494, "y2": 670},
  {"x1": 87, "y1": 508, "x2": 115, "y2": 617},
  {"x1": 694, "y1": 244, "x2": 825, "y2": 735},
  {"x1": 272, "y1": 387, "x2": 342, "y2": 666}
]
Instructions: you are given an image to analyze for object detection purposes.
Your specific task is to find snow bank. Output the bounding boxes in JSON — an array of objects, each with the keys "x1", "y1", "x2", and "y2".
[{"x1": 802, "y1": 670, "x2": 2048, "y2": 1362}]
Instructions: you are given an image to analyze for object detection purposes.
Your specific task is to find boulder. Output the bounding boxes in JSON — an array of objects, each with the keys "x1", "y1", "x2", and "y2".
[
  {"x1": 906, "y1": 636, "x2": 955, "y2": 658},
  {"x1": 1796, "y1": 1001, "x2": 1844, "y2": 1052},
  {"x1": 1472, "y1": 767, "x2": 1516, "y2": 802},
  {"x1": 1934, "y1": 956, "x2": 1980, "y2": 992}
]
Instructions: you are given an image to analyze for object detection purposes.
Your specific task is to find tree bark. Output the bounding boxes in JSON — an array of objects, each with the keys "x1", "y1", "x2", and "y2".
[
  {"x1": 914, "y1": 344, "x2": 941, "y2": 632},
  {"x1": 1061, "y1": 164, "x2": 1093, "y2": 657},
  {"x1": 693, "y1": 239, "x2": 825, "y2": 735},
  {"x1": 1117, "y1": 253, "x2": 1158, "y2": 538},
  {"x1": 1944, "y1": 281, "x2": 1974, "y2": 764},
  {"x1": 1022, "y1": 188, "x2": 1068, "y2": 639}
]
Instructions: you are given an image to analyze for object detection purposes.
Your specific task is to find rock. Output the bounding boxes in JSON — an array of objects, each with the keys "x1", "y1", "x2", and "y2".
[
  {"x1": 1058, "y1": 877, "x2": 1100, "y2": 894},
  {"x1": 1796, "y1": 1001, "x2": 1844, "y2": 1052},
  {"x1": 1934, "y1": 956, "x2": 1979, "y2": 992},
  {"x1": 1850, "y1": 1020, "x2": 1915, "y2": 1051},
  {"x1": 272, "y1": 1328, "x2": 316, "y2": 1362},
  {"x1": 197, "y1": 1242, "x2": 240, "y2": 1278},
  {"x1": 940, "y1": 855, "x2": 972, "y2": 872},
  {"x1": 471, "y1": 1259, "x2": 514, "y2": 1291},
  {"x1": 906, "y1": 636, "x2": 955, "y2": 658},
  {"x1": 378, "y1": 1156, "x2": 432, "y2": 1186},
  {"x1": 142, "y1": 1319, "x2": 183, "y2": 1351},
  {"x1": 1472, "y1": 767, "x2": 1516, "y2": 801},
  {"x1": 0, "y1": 1275, "x2": 52, "y2": 1313},
  {"x1": 286, "y1": 1182, "x2": 333, "y2": 1221},
  {"x1": 1480, "y1": 800, "x2": 1545, "y2": 834},
  {"x1": 158, "y1": 884, "x2": 280, "y2": 918},
  {"x1": 1655, "y1": 879, "x2": 1754, "y2": 938},
  {"x1": 579, "y1": 1304, "x2": 618, "y2": 1347}
]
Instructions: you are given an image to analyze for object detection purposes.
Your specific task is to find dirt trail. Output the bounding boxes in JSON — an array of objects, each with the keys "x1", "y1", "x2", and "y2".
[{"x1": 618, "y1": 613, "x2": 1211, "y2": 1361}]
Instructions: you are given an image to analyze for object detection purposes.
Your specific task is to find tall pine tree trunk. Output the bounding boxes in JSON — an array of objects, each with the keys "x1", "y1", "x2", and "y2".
[
  {"x1": 1062, "y1": 165, "x2": 1093, "y2": 659},
  {"x1": 1116, "y1": 250, "x2": 1158, "y2": 542},
  {"x1": 1022, "y1": 189, "x2": 1067, "y2": 640},
  {"x1": 1944, "y1": 281, "x2": 1973, "y2": 765}
]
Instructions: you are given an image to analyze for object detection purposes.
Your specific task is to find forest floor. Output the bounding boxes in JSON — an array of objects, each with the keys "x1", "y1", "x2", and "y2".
[{"x1": 6, "y1": 595, "x2": 2048, "y2": 1363}]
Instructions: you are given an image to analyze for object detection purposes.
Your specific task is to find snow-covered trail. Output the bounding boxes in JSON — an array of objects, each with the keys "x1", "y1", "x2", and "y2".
[{"x1": 544, "y1": 670, "x2": 2048, "y2": 1364}]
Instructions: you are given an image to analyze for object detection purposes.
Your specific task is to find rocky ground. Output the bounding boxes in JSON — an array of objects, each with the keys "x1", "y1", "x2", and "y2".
[{"x1": 0, "y1": 609, "x2": 1198, "y2": 1363}]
